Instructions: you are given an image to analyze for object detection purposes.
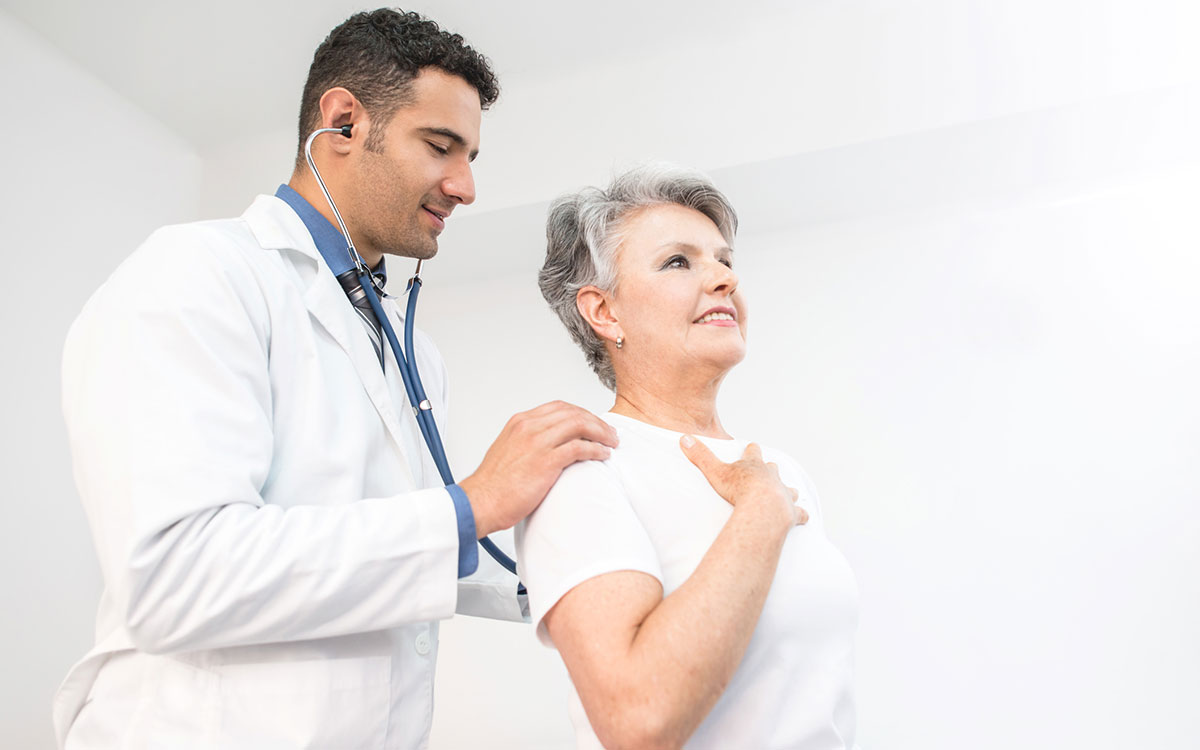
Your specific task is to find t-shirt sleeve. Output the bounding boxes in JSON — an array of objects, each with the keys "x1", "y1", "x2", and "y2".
[{"x1": 515, "y1": 458, "x2": 662, "y2": 647}]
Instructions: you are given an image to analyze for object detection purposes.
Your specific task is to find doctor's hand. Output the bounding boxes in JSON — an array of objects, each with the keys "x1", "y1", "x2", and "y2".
[
  {"x1": 459, "y1": 401, "x2": 619, "y2": 538},
  {"x1": 680, "y1": 437, "x2": 809, "y2": 533}
]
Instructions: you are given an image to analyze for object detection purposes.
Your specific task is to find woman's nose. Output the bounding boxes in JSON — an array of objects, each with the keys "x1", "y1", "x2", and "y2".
[{"x1": 709, "y1": 261, "x2": 738, "y2": 295}]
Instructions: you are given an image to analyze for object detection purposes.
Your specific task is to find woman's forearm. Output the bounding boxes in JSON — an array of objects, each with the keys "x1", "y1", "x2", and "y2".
[
  {"x1": 546, "y1": 439, "x2": 802, "y2": 750},
  {"x1": 590, "y1": 505, "x2": 791, "y2": 750}
]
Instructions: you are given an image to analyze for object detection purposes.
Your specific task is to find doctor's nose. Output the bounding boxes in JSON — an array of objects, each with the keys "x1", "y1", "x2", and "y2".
[{"x1": 443, "y1": 161, "x2": 476, "y2": 206}]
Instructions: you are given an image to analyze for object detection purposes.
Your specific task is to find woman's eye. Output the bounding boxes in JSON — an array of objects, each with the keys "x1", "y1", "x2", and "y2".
[
  {"x1": 719, "y1": 257, "x2": 733, "y2": 269},
  {"x1": 665, "y1": 255, "x2": 689, "y2": 269}
]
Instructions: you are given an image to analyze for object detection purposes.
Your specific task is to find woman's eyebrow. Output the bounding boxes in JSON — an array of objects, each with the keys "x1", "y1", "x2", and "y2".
[{"x1": 655, "y1": 241, "x2": 734, "y2": 255}]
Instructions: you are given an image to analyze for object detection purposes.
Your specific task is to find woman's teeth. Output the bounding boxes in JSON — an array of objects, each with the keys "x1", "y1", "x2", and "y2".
[{"x1": 697, "y1": 312, "x2": 735, "y2": 323}]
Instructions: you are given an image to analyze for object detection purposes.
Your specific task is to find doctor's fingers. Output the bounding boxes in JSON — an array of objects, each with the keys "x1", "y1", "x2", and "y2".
[
  {"x1": 550, "y1": 437, "x2": 614, "y2": 467},
  {"x1": 516, "y1": 407, "x2": 619, "y2": 450}
]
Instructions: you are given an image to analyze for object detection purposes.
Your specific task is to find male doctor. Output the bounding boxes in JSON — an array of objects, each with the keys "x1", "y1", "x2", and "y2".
[{"x1": 53, "y1": 9, "x2": 617, "y2": 749}]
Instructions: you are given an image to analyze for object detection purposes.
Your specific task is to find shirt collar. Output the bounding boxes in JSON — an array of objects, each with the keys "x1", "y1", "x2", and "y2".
[{"x1": 275, "y1": 184, "x2": 386, "y2": 286}]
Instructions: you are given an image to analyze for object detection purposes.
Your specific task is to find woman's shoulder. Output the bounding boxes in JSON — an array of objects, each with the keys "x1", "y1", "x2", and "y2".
[
  {"x1": 533, "y1": 453, "x2": 631, "y2": 525},
  {"x1": 552, "y1": 454, "x2": 621, "y2": 489}
]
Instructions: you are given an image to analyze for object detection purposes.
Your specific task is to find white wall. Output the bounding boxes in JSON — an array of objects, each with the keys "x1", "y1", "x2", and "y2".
[
  {"x1": 471, "y1": 0, "x2": 1199, "y2": 213},
  {"x1": 197, "y1": 0, "x2": 1200, "y2": 219},
  {"x1": 6, "y1": 1, "x2": 1200, "y2": 748},
  {"x1": 0, "y1": 10, "x2": 201, "y2": 748},
  {"x1": 736, "y1": 169, "x2": 1200, "y2": 748}
]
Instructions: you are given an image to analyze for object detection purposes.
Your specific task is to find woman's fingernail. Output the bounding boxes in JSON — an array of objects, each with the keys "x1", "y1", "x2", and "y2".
[{"x1": 681, "y1": 434, "x2": 695, "y2": 448}]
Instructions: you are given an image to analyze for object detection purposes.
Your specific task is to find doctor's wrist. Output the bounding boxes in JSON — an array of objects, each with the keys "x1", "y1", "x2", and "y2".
[
  {"x1": 457, "y1": 475, "x2": 502, "y2": 539},
  {"x1": 445, "y1": 484, "x2": 479, "y2": 578}
]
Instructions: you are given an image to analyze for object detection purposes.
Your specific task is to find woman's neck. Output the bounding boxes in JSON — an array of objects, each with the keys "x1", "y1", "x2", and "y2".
[{"x1": 611, "y1": 373, "x2": 731, "y2": 439}]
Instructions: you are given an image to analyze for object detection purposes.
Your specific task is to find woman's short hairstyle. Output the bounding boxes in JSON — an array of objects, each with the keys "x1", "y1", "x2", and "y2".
[{"x1": 539, "y1": 164, "x2": 739, "y2": 391}]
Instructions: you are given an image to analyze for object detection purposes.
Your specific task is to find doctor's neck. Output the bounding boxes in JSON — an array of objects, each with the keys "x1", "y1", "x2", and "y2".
[{"x1": 287, "y1": 170, "x2": 386, "y2": 269}]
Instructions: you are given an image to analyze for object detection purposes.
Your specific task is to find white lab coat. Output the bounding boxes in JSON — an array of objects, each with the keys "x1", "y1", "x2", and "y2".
[{"x1": 54, "y1": 195, "x2": 525, "y2": 749}]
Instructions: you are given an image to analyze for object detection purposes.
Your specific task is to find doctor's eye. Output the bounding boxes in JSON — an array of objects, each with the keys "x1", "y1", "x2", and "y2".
[{"x1": 427, "y1": 142, "x2": 449, "y2": 156}]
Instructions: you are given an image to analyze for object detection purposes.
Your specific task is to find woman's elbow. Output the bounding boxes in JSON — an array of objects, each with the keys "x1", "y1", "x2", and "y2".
[
  {"x1": 591, "y1": 700, "x2": 688, "y2": 750},
  {"x1": 604, "y1": 733, "x2": 682, "y2": 750}
]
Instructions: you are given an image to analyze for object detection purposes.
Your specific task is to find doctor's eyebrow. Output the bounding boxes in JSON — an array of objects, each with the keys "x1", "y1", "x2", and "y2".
[{"x1": 418, "y1": 127, "x2": 479, "y2": 161}]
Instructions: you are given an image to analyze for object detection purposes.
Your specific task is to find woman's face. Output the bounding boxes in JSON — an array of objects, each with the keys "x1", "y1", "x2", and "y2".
[{"x1": 607, "y1": 203, "x2": 747, "y2": 383}]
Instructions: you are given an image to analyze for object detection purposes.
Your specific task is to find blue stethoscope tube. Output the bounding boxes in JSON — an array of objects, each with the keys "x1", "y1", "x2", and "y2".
[{"x1": 304, "y1": 126, "x2": 520, "y2": 580}]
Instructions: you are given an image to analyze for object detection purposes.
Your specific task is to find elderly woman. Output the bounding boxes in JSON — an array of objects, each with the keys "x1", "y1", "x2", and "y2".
[{"x1": 516, "y1": 165, "x2": 860, "y2": 750}]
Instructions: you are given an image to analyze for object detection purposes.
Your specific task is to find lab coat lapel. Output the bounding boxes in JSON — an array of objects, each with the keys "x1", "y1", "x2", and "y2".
[{"x1": 244, "y1": 196, "x2": 417, "y2": 489}]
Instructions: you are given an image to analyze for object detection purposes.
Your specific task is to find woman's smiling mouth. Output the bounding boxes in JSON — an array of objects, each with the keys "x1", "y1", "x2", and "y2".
[{"x1": 694, "y1": 307, "x2": 738, "y2": 326}]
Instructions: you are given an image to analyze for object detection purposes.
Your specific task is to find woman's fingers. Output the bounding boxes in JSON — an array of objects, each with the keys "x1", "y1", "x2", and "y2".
[
  {"x1": 741, "y1": 442, "x2": 764, "y2": 463},
  {"x1": 680, "y1": 435, "x2": 724, "y2": 482},
  {"x1": 682, "y1": 437, "x2": 808, "y2": 528}
]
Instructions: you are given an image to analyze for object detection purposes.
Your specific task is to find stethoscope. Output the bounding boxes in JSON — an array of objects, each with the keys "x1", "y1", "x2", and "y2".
[{"x1": 305, "y1": 125, "x2": 519, "y2": 580}]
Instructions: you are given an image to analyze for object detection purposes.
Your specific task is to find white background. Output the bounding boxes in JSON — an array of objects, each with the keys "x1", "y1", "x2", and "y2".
[{"x1": 1, "y1": 1, "x2": 1198, "y2": 748}]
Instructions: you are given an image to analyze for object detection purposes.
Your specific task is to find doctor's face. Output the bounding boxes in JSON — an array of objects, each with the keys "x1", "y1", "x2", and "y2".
[
  {"x1": 352, "y1": 67, "x2": 481, "y2": 261},
  {"x1": 606, "y1": 204, "x2": 747, "y2": 386}
]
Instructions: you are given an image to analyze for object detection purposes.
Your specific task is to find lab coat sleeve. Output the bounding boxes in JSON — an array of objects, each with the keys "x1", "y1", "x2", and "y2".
[
  {"x1": 413, "y1": 328, "x2": 528, "y2": 623},
  {"x1": 454, "y1": 529, "x2": 529, "y2": 622},
  {"x1": 62, "y1": 226, "x2": 461, "y2": 655}
]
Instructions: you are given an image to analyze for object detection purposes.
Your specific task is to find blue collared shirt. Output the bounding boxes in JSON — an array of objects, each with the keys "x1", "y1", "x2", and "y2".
[{"x1": 275, "y1": 185, "x2": 478, "y2": 578}]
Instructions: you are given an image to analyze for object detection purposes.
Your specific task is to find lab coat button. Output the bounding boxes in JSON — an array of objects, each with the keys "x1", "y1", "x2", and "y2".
[{"x1": 414, "y1": 631, "x2": 432, "y2": 656}]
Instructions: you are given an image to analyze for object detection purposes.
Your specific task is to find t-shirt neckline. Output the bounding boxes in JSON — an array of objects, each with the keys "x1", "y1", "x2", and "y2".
[{"x1": 603, "y1": 411, "x2": 740, "y2": 444}]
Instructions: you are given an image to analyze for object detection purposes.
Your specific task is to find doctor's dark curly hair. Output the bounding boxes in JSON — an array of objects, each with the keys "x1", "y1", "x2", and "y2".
[{"x1": 295, "y1": 8, "x2": 499, "y2": 164}]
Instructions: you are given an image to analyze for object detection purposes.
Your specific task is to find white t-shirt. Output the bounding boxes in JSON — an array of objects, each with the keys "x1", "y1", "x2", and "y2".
[{"x1": 516, "y1": 412, "x2": 860, "y2": 750}]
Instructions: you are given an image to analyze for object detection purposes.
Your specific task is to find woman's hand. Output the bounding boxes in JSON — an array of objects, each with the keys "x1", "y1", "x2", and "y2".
[{"x1": 679, "y1": 436, "x2": 809, "y2": 530}]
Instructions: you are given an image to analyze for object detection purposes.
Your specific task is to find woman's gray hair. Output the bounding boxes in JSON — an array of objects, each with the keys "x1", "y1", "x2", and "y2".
[{"x1": 538, "y1": 163, "x2": 738, "y2": 391}]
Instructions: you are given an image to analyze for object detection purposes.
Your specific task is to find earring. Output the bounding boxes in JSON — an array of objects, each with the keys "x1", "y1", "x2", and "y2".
[{"x1": 615, "y1": 336, "x2": 624, "y2": 350}]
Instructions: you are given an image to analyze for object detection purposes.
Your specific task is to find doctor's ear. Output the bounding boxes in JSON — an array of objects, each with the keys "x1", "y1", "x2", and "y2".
[
  {"x1": 576, "y1": 286, "x2": 622, "y2": 344},
  {"x1": 317, "y1": 87, "x2": 367, "y2": 154}
]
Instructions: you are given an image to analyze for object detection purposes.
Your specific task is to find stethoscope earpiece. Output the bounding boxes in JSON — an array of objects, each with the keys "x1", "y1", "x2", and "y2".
[{"x1": 340, "y1": 125, "x2": 352, "y2": 138}]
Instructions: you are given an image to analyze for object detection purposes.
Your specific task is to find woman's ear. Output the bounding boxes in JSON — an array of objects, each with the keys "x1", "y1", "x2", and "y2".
[{"x1": 576, "y1": 285, "x2": 622, "y2": 344}]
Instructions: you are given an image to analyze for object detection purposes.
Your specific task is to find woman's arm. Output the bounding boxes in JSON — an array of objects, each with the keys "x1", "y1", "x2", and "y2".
[{"x1": 542, "y1": 438, "x2": 807, "y2": 750}]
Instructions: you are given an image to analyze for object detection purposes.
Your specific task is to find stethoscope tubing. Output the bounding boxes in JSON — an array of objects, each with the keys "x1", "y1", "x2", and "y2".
[
  {"x1": 361, "y1": 255, "x2": 521, "y2": 580},
  {"x1": 306, "y1": 127, "x2": 521, "y2": 580},
  {"x1": 361, "y1": 273, "x2": 449, "y2": 484}
]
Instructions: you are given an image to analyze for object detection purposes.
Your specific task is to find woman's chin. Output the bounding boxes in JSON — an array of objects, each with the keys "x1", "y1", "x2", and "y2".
[
  {"x1": 722, "y1": 339, "x2": 749, "y2": 364},
  {"x1": 694, "y1": 346, "x2": 748, "y2": 378}
]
